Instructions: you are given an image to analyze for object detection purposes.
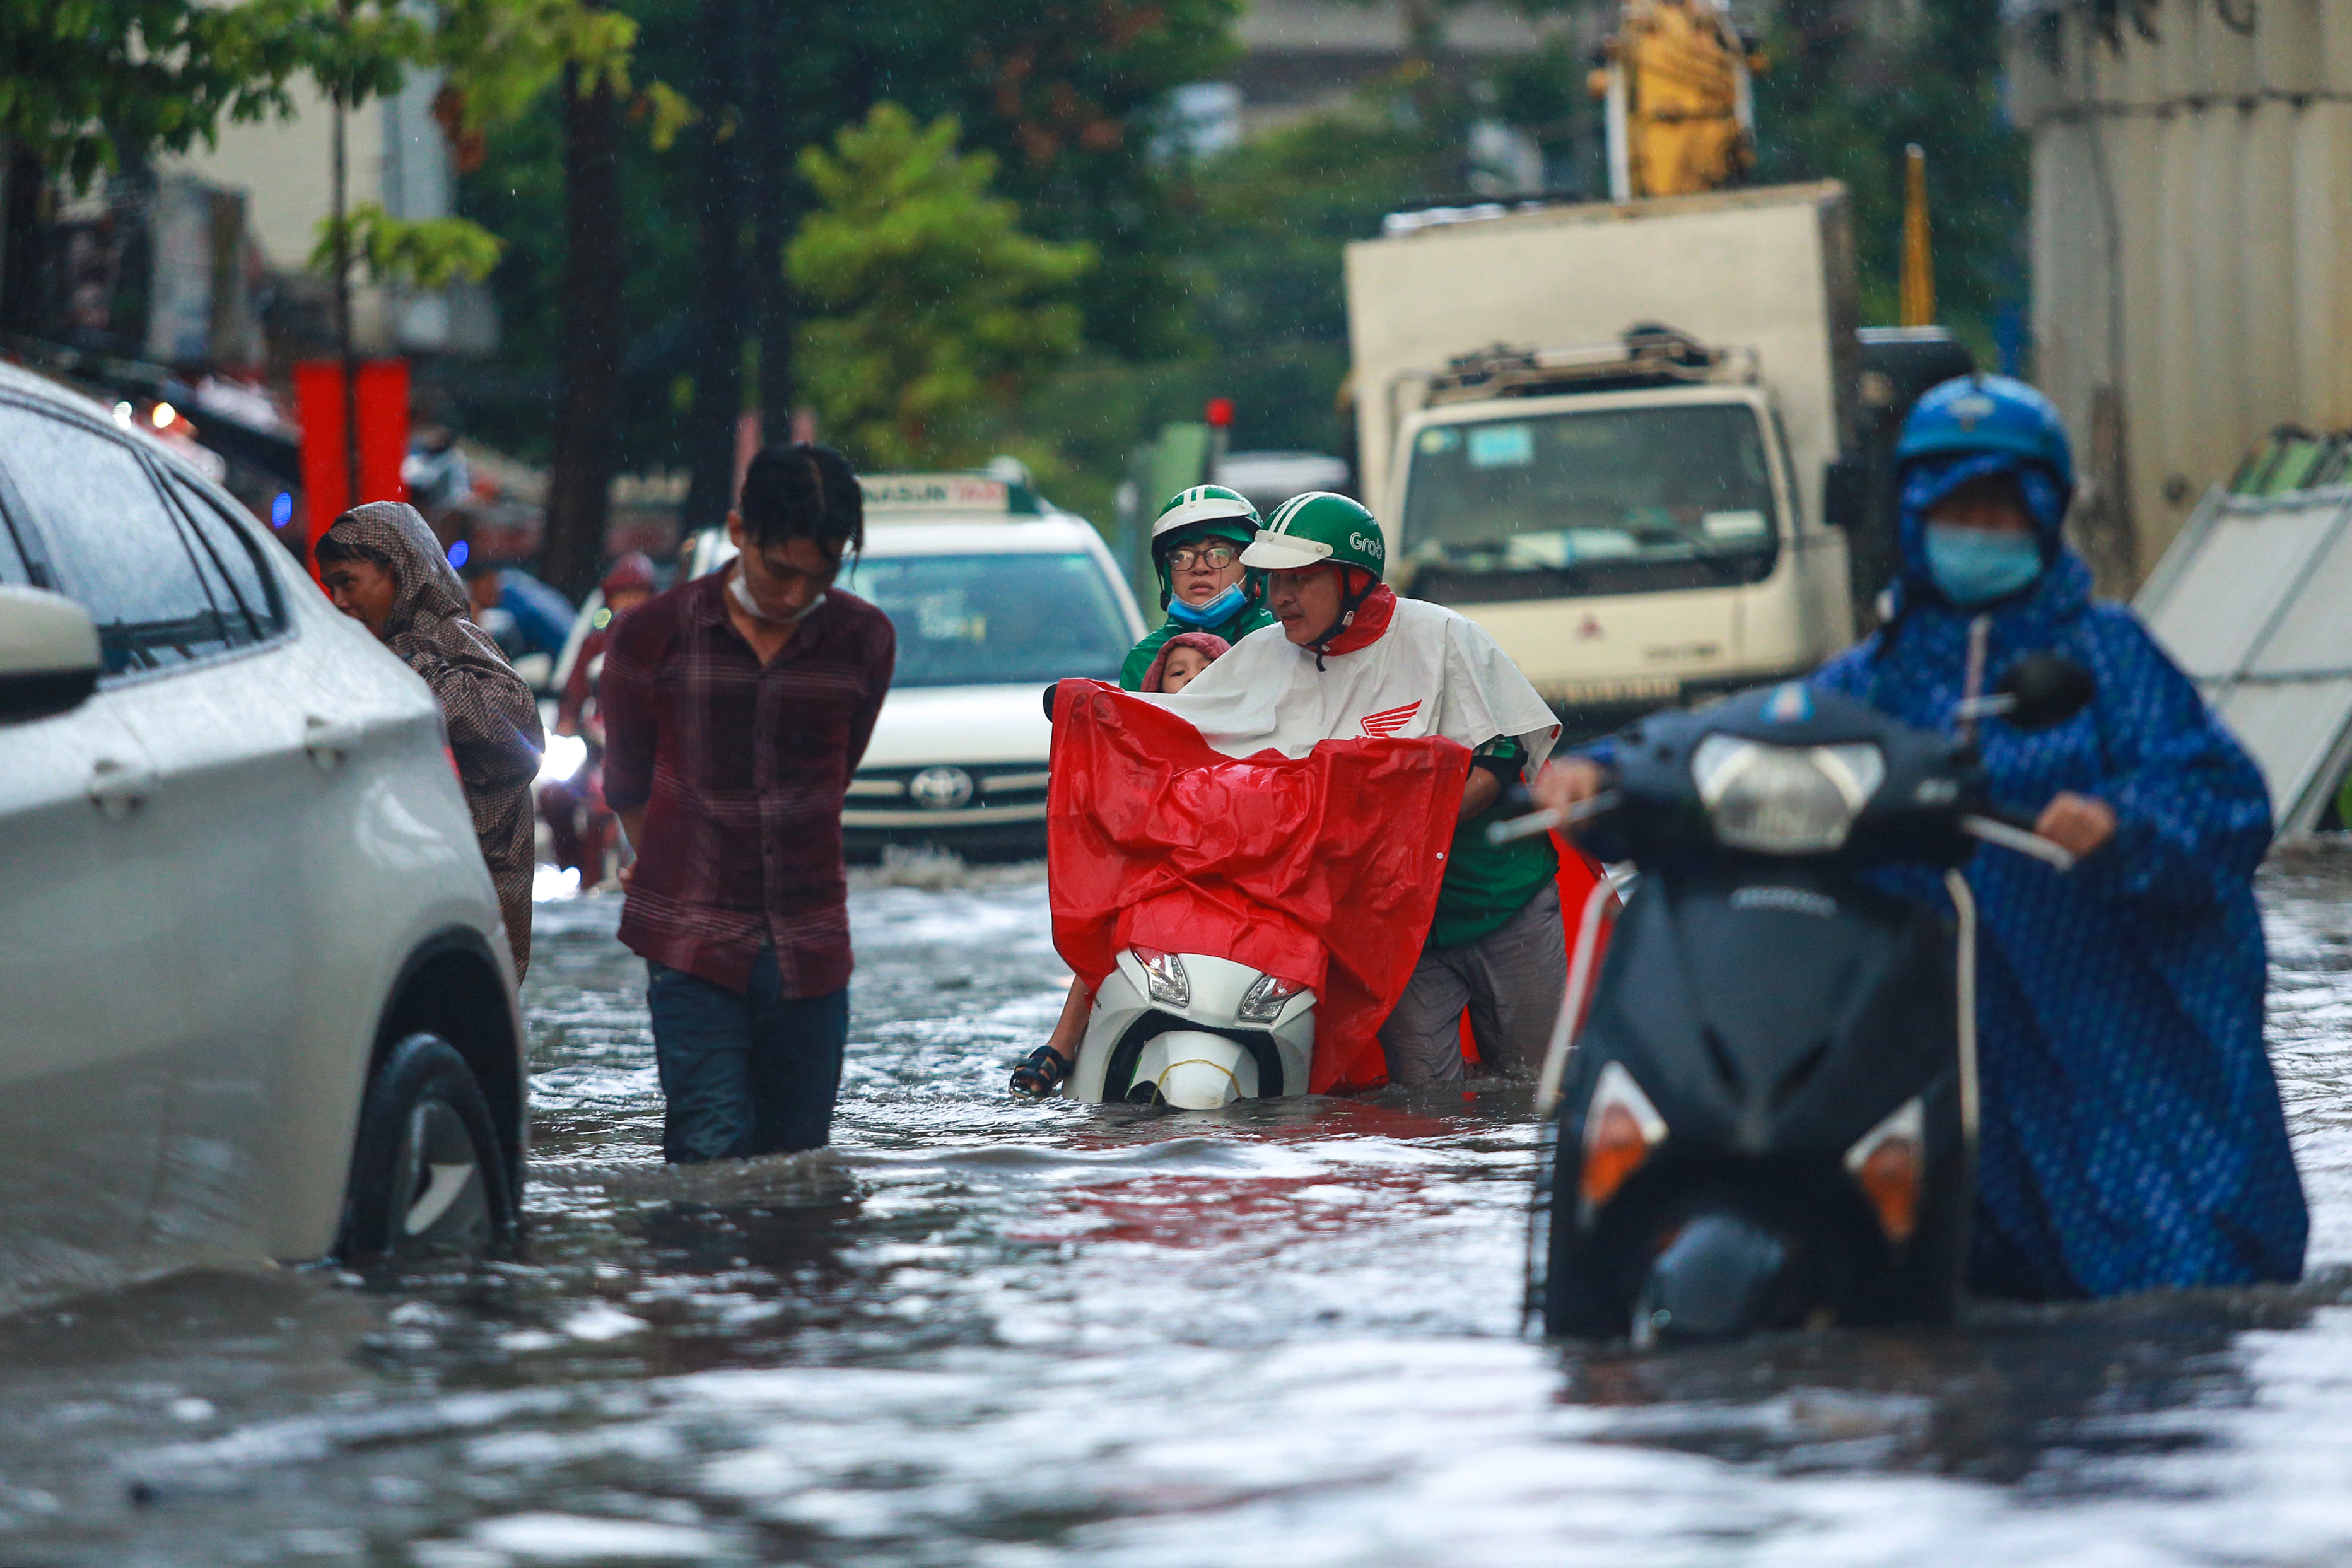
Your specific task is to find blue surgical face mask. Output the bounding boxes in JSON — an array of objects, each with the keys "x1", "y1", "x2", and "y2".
[
  {"x1": 1166, "y1": 582, "x2": 1246, "y2": 628},
  {"x1": 1923, "y1": 524, "x2": 2044, "y2": 607}
]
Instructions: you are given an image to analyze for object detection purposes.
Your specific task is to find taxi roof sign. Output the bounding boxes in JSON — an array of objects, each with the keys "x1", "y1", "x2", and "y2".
[{"x1": 858, "y1": 472, "x2": 1042, "y2": 517}]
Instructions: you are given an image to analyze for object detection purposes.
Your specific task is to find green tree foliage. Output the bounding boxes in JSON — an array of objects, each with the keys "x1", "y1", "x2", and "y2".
[
  {"x1": 787, "y1": 104, "x2": 1093, "y2": 469},
  {"x1": 453, "y1": 0, "x2": 1240, "y2": 468},
  {"x1": 0, "y1": 0, "x2": 644, "y2": 294},
  {"x1": 1755, "y1": 0, "x2": 2024, "y2": 346},
  {"x1": 311, "y1": 201, "x2": 506, "y2": 288},
  {"x1": 0, "y1": 0, "x2": 321, "y2": 187},
  {"x1": 314, "y1": 0, "x2": 655, "y2": 292},
  {"x1": 430, "y1": 0, "x2": 638, "y2": 126}
]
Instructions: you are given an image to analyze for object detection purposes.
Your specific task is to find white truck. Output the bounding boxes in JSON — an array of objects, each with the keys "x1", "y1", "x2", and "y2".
[{"x1": 1347, "y1": 180, "x2": 1913, "y2": 735}]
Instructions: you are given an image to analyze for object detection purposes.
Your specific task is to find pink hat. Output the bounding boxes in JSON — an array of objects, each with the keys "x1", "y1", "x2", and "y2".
[{"x1": 1140, "y1": 630, "x2": 1231, "y2": 693}]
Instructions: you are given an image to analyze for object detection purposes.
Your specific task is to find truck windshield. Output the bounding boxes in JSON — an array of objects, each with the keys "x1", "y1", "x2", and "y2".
[
  {"x1": 1399, "y1": 402, "x2": 1780, "y2": 602},
  {"x1": 847, "y1": 551, "x2": 1132, "y2": 688}
]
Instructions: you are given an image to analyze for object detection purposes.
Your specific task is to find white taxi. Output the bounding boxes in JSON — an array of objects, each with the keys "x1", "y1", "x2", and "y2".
[{"x1": 680, "y1": 470, "x2": 1145, "y2": 860}]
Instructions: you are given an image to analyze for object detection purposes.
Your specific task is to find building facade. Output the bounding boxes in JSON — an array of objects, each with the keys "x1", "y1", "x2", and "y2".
[{"x1": 2006, "y1": 0, "x2": 2352, "y2": 588}]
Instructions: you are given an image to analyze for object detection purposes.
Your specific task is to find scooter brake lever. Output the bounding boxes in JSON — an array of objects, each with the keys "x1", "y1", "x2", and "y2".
[
  {"x1": 1959, "y1": 813, "x2": 2076, "y2": 872},
  {"x1": 1485, "y1": 790, "x2": 1620, "y2": 846}
]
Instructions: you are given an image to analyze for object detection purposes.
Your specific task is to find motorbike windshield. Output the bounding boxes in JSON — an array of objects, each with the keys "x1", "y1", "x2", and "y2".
[
  {"x1": 848, "y1": 551, "x2": 1132, "y2": 688},
  {"x1": 1398, "y1": 402, "x2": 1782, "y2": 604}
]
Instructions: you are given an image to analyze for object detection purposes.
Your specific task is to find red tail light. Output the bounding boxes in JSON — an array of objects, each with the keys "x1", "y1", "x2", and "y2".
[
  {"x1": 1846, "y1": 1097, "x2": 1926, "y2": 1243},
  {"x1": 1580, "y1": 1061, "x2": 1666, "y2": 1213}
]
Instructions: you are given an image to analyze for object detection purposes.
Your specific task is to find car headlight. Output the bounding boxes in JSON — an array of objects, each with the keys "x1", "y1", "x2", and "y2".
[
  {"x1": 1132, "y1": 947, "x2": 1190, "y2": 1009},
  {"x1": 1236, "y1": 973, "x2": 1308, "y2": 1024},
  {"x1": 1690, "y1": 735, "x2": 1885, "y2": 855},
  {"x1": 535, "y1": 732, "x2": 589, "y2": 788}
]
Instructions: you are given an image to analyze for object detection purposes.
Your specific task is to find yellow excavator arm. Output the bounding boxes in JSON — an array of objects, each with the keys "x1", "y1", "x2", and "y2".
[{"x1": 1588, "y1": 0, "x2": 1762, "y2": 201}]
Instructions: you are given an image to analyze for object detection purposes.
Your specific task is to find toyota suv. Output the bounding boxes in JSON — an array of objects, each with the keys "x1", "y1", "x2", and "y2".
[{"x1": 0, "y1": 364, "x2": 525, "y2": 1311}]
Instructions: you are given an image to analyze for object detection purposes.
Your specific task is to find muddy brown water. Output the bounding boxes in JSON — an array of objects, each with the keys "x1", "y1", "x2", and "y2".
[{"x1": 5, "y1": 851, "x2": 2352, "y2": 1566}]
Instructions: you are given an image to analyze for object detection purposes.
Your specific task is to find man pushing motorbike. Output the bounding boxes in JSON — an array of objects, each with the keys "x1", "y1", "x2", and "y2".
[
  {"x1": 1013, "y1": 492, "x2": 1569, "y2": 1096},
  {"x1": 1536, "y1": 375, "x2": 2307, "y2": 1301}
]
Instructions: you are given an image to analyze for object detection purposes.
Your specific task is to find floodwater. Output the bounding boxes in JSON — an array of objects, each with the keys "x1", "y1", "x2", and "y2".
[{"x1": 6, "y1": 851, "x2": 2352, "y2": 1567}]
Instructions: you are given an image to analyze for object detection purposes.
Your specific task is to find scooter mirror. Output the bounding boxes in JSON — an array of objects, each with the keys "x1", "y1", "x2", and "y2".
[{"x1": 1996, "y1": 653, "x2": 2096, "y2": 730}]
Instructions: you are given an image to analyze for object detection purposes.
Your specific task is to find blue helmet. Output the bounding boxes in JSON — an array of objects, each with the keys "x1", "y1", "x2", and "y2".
[{"x1": 1897, "y1": 375, "x2": 2075, "y2": 498}]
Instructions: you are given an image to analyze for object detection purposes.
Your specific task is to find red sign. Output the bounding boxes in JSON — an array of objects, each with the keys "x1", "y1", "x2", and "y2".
[{"x1": 293, "y1": 359, "x2": 409, "y2": 571}]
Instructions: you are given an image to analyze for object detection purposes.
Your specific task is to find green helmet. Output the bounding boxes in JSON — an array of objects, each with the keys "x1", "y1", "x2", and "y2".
[
  {"x1": 1150, "y1": 484, "x2": 1260, "y2": 611},
  {"x1": 1150, "y1": 484, "x2": 1260, "y2": 553},
  {"x1": 1241, "y1": 492, "x2": 1387, "y2": 581}
]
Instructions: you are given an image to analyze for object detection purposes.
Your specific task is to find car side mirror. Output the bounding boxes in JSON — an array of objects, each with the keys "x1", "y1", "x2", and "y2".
[
  {"x1": 1821, "y1": 457, "x2": 1868, "y2": 530},
  {"x1": 1996, "y1": 653, "x2": 2096, "y2": 730},
  {"x1": 0, "y1": 585, "x2": 102, "y2": 724}
]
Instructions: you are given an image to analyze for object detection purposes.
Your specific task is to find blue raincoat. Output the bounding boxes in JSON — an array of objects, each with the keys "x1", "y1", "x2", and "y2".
[{"x1": 1813, "y1": 455, "x2": 2307, "y2": 1299}]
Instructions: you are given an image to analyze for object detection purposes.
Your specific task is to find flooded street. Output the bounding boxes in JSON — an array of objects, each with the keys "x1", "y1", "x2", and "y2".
[{"x1": 6, "y1": 853, "x2": 2352, "y2": 1567}]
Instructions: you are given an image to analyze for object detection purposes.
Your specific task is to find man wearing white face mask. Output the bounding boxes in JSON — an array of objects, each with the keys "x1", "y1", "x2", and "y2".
[{"x1": 600, "y1": 443, "x2": 896, "y2": 1162}]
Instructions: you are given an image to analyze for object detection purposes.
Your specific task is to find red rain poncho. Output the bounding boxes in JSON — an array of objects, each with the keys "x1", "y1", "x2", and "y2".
[{"x1": 1047, "y1": 681, "x2": 1470, "y2": 1092}]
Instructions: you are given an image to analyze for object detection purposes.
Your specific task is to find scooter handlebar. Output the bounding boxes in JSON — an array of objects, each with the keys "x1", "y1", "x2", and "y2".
[
  {"x1": 1959, "y1": 812, "x2": 2077, "y2": 872},
  {"x1": 1484, "y1": 790, "x2": 1620, "y2": 846}
]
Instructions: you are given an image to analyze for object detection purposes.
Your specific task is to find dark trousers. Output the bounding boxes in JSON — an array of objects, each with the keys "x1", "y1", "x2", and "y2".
[{"x1": 645, "y1": 950, "x2": 848, "y2": 1164}]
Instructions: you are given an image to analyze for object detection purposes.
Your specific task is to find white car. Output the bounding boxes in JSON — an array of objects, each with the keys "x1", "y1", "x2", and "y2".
[
  {"x1": 0, "y1": 365, "x2": 525, "y2": 1313},
  {"x1": 671, "y1": 472, "x2": 1147, "y2": 860}
]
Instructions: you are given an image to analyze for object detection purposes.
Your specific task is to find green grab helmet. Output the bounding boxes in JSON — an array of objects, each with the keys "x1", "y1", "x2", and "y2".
[
  {"x1": 1150, "y1": 484, "x2": 1261, "y2": 551},
  {"x1": 1150, "y1": 484, "x2": 1261, "y2": 610},
  {"x1": 1241, "y1": 492, "x2": 1387, "y2": 582}
]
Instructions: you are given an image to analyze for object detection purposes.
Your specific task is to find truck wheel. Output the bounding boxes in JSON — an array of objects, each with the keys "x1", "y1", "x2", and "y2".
[{"x1": 336, "y1": 1033, "x2": 514, "y2": 1263}]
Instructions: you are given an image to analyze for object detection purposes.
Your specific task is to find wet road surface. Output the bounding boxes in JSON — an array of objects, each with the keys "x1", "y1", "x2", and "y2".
[{"x1": 5, "y1": 850, "x2": 2352, "y2": 1565}]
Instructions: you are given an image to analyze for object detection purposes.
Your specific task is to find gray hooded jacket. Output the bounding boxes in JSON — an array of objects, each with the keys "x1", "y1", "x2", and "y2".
[{"x1": 320, "y1": 501, "x2": 544, "y2": 977}]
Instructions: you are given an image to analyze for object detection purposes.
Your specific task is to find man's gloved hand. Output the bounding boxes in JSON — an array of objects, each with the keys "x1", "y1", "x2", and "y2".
[
  {"x1": 1041, "y1": 681, "x2": 1062, "y2": 722},
  {"x1": 1009, "y1": 1045, "x2": 1071, "y2": 1098}
]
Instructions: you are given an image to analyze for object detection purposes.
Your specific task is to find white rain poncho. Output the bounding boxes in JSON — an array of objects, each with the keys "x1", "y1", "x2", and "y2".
[{"x1": 1142, "y1": 591, "x2": 1560, "y2": 769}]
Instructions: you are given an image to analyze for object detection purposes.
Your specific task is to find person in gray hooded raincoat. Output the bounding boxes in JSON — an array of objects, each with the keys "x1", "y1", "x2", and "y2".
[{"x1": 317, "y1": 501, "x2": 545, "y2": 978}]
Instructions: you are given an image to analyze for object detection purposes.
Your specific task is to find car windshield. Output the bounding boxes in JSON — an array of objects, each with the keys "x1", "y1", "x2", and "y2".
[
  {"x1": 846, "y1": 551, "x2": 1131, "y2": 688},
  {"x1": 1399, "y1": 402, "x2": 1780, "y2": 603}
]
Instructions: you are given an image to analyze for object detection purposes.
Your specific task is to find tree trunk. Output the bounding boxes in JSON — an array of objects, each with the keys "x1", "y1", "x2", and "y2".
[
  {"x1": 542, "y1": 63, "x2": 627, "y2": 602},
  {"x1": 0, "y1": 143, "x2": 48, "y2": 336},
  {"x1": 748, "y1": 0, "x2": 795, "y2": 440},
  {"x1": 682, "y1": 0, "x2": 744, "y2": 532}
]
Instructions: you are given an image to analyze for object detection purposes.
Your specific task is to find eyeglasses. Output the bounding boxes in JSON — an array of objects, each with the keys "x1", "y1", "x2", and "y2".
[{"x1": 1165, "y1": 544, "x2": 1239, "y2": 570}]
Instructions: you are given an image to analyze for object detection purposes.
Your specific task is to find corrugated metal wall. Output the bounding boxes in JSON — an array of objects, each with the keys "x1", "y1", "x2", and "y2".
[{"x1": 2006, "y1": 0, "x2": 2352, "y2": 590}]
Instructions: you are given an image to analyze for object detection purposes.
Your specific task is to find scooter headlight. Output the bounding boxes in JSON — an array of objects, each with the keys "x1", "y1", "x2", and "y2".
[
  {"x1": 1845, "y1": 1096, "x2": 1926, "y2": 1243},
  {"x1": 1580, "y1": 1060, "x2": 1668, "y2": 1218},
  {"x1": 1236, "y1": 973, "x2": 1308, "y2": 1024},
  {"x1": 1690, "y1": 736, "x2": 1885, "y2": 855},
  {"x1": 1132, "y1": 947, "x2": 1190, "y2": 1009}
]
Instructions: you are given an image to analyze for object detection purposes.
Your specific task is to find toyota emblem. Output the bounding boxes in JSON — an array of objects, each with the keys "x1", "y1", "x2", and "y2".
[{"x1": 908, "y1": 766, "x2": 976, "y2": 810}]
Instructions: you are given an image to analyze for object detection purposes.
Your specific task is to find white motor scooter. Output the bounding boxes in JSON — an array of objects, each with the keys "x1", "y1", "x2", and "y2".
[{"x1": 1064, "y1": 947, "x2": 1318, "y2": 1109}]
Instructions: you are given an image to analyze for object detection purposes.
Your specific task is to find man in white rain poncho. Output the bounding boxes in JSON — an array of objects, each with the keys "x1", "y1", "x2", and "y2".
[{"x1": 1142, "y1": 492, "x2": 1571, "y2": 1085}]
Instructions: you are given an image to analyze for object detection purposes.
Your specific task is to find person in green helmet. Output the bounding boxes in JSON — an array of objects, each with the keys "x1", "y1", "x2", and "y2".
[
  {"x1": 1005, "y1": 487, "x2": 1277, "y2": 1096},
  {"x1": 1116, "y1": 484, "x2": 1277, "y2": 691},
  {"x1": 1130, "y1": 491, "x2": 1571, "y2": 1087}
]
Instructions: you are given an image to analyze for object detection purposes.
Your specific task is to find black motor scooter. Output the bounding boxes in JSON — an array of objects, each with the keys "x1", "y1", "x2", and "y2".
[{"x1": 1495, "y1": 655, "x2": 2093, "y2": 1343}]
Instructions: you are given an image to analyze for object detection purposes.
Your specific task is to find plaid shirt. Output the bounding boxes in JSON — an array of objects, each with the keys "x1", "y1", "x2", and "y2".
[{"x1": 600, "y1": 571, "x2": 895, "y2": 995}]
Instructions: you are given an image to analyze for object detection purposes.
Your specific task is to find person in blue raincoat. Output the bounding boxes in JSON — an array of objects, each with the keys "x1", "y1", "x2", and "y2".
[{"x1": 1540, "y1": 375, "x2": 2307, "y2": 1301}]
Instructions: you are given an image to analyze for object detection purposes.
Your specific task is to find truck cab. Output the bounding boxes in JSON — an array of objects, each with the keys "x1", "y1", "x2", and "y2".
[{"x1": 1385, "y1": 333, "x2": 1851, "y2": 738}]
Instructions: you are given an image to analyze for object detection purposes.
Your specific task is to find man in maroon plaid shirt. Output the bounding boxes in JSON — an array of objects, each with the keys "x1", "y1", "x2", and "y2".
[{"x1": 601, "y1": 443, "x2": 896, "y2": 1162}]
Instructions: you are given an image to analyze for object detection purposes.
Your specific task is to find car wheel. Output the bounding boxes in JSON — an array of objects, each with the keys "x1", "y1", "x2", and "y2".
[{"x1": 337, "y1": 1033, "x2": 515, "y2": 1264}]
